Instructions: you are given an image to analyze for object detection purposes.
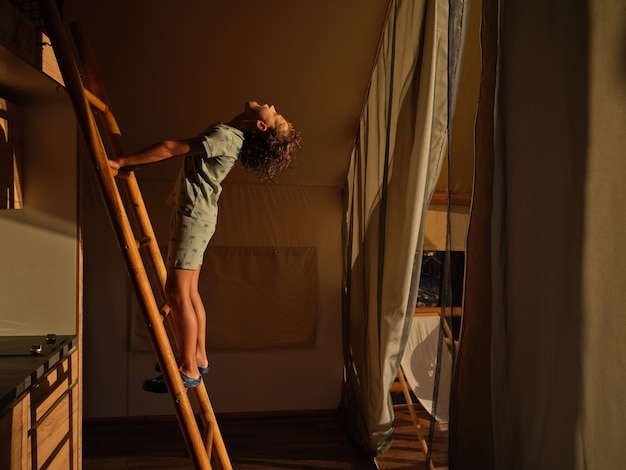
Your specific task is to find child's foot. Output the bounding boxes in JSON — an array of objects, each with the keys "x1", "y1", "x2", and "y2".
[
  {"x1": 155, "y1": 360, "x2": 209, "y2": 375},
  {"x1": 197, "y1": 354, "x2": 209, "y2": 375},
  {"x1": 179, "y1": 371, "x2": 201, "y2": 389},
  {"x1": 142, "y1": 374, "x2": 168, "y2": 393},
  {"x1": 142, "y1": 371, "x2": 201, "y2": 394}
]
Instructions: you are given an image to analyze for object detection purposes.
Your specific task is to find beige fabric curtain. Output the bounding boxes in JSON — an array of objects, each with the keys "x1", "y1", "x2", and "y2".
[
  {"x1": 452, "y1": 0, "x2": 626, "y2": 468},
  {"x1": 340, "y1": 0, "x2": 459, "y2": 454}
]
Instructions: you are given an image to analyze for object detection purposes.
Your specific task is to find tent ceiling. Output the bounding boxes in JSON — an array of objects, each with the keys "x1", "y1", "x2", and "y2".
[{"x1": 65, "y1": 1, "x2": 392, "y2": 188}]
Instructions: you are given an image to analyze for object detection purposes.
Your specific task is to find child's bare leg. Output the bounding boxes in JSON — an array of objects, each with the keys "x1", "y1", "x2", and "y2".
[
  {"x1": 165, "y1": 266, "x2": 201, "y2": 380},
  {"x1": 190, "y1": 266, "x2": 209, "y2": 370}
]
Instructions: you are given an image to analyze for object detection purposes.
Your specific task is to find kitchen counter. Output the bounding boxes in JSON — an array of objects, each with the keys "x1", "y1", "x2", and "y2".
[{"x1": 0, "y1": 334, "x2": 78, "y2": 413}]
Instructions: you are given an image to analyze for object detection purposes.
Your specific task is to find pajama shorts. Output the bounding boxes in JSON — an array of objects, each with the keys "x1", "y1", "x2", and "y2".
[{"x1": 166, "y1": 210, "x2": 216, "y2": 270}]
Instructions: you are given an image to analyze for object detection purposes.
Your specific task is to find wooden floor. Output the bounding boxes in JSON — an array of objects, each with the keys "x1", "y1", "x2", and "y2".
[
  {"x1": 375, "y1": 406, "x2": 448, "y2": 470},
  {"x1": 83, "y1": 404, "x2": 448, "y2": 470}
]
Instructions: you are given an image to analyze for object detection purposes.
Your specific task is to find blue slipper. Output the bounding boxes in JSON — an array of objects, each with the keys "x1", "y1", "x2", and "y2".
[
  {"x1": 155, "y1": 362, "x2": 209, "y2": 375},
  {"x1": 142, "y1": 374, "x2": 168, "y2": 394},
  {"x1": 142, "y1": 371, "x2": 201, "y2": 394},
  {"x1": 180, "y1": 371, "x2": 201, "y2": 389}
]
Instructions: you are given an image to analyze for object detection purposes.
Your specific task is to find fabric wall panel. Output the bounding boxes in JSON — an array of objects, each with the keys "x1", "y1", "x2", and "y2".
[{"x1": 130, "y1": 183, "x2": 340, "y2": 354}]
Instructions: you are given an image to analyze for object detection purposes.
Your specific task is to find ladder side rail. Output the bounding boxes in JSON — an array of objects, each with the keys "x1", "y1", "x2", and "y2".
[
  {"x1": 191, "y1": 386, "x2": 233, "y2": 470},
  {"x1": 70, "y1": 22, "x2": 169, "y2": 297},
  {"x1": 119, "y1": 171, "x2": 168, "y2": 293},
  {"x1": 69, "y1": 22, "x2": 126, "y2": 160},
  {"x1": 74, "y1": 32, "x2": 178, "y2": 361},
  {"x1": 37, "y1": 2, "x2": 212, "y2": 468},
  {"x1": 70, "y1": 22, "x2": 167, "y2": 295},
  {"x1": 36, "y1": 4, "x2": 133, "y2": 271}
]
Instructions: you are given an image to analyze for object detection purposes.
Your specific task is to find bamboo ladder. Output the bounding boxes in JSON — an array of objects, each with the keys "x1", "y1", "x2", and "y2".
[{"x1": 38, "y1": 1, "x2": 231, "y2": 469}]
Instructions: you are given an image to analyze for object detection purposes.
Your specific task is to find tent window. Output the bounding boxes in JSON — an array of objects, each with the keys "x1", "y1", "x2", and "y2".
[
  {"x1": 417, "y1": 251, "x2": 464, "y2": 308},
  {"x1": 417, "y1": 250, "x2": 464, "y2": 339}
]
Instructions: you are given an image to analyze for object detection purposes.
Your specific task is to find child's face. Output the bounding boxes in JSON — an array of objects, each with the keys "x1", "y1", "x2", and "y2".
[{"x1": 245, "y1": 101, "x2": 289, "y2": 134}]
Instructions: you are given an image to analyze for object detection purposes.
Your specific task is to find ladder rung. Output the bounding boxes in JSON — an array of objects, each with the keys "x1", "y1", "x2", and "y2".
[
  {"x1": 136, "y1": 236, "x2": 152, "y2": 248},
  {"x1": 114, "y1": 168, "x2": 135, "y2": 180},
  {"x1": 160, "y1": 304, "x2": 171, "y2": 317},
  {"x1": 84, "y1": 87, "x2": 109, "y2": 113}
]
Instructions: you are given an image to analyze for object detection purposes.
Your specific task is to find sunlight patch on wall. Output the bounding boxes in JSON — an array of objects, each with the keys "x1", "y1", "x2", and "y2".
[{"x1": 0, "y1": 97, "x2": 24, "y2": 209}]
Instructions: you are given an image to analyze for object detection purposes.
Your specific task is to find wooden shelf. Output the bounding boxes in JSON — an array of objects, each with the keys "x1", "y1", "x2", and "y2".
[
  {"x1": 0, "y1": 41, "x2": 65, "y2": 101},
  {"x1": 0, "y1": 0, "x2": 64, "y2": 102}
]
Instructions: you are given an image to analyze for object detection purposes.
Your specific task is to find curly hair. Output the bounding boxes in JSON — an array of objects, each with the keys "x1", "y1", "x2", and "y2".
[{"x1": 239, "y1": 124, "x2": 302, "y2": 182}]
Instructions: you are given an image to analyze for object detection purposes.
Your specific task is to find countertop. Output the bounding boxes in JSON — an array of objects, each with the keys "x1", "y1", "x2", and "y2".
[{"x1": 0, "y1": 334, "x2": 78, "y2": 413}]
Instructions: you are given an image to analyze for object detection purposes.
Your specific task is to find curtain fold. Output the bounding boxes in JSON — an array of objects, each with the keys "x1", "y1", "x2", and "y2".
[
  {"x1": 340, "y1": 0, "x2": 461, "y2": 454},
  {"x1": 449, "y1": 0, "x2": 496, "y2": 467}
]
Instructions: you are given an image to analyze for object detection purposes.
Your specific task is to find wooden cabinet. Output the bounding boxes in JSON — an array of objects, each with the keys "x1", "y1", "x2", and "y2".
[{"x1": 0, "y1": 348, "x2": 79, "y2": 470}]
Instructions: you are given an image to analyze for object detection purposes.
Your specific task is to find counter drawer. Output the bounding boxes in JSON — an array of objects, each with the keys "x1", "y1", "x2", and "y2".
[{"x1": 0, "y1": 349, "x2": 79, "y2": 470}]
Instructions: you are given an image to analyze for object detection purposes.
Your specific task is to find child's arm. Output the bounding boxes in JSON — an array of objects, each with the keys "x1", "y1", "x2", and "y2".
[{"x1": 108, "y1": 138, "x2": 205, "y2": 169}]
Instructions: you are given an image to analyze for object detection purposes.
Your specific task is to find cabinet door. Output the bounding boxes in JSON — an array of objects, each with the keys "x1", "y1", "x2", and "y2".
[
  {"x1": 0, "y1": 396, "x2": 31, "y2": 470},
  {"x1": 30, "y1": 351, "x2": 79, "y2": 470}
]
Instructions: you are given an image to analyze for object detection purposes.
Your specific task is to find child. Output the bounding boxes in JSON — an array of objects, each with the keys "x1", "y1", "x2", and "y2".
[{"x1": 109, "y1": 101, "x2": 301, "y2": 392}]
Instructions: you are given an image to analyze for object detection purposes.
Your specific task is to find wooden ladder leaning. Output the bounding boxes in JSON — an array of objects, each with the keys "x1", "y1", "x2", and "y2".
[{"x1": 38, "y1": 1, "x2": 232, "y2": 469}]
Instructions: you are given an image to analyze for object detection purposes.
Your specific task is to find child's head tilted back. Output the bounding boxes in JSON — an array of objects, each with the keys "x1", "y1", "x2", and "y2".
[{"x1": 235, "y1": 101, "x2": 302, "y2": 182}]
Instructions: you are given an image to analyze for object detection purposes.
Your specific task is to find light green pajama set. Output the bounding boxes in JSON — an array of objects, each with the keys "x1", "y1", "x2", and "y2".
[{"x1": 166, "y1": 122, "x2": 243, "y2": 269}]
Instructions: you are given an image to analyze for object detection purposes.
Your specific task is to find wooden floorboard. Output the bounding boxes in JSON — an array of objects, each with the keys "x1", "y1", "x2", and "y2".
[
  {"x1": 83, "y1": 404, "x2": 447, "y2": 469},
  {"x1": 375, "y1": 405, "x2": 449, "y2": 470}
]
